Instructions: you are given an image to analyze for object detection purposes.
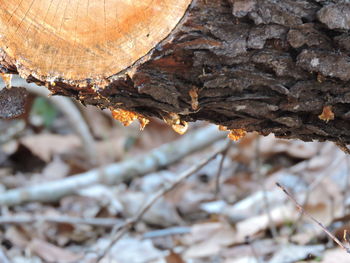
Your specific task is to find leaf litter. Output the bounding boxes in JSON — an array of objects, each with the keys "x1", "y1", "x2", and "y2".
[{"x1": 0, "y1": 85, "x2": 350, "y2": 262}]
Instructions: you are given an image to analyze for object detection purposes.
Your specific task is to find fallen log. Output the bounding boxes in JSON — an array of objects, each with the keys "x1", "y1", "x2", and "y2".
[{"x1": 1, "y1": 0, "x2": 350, "y2": 143}]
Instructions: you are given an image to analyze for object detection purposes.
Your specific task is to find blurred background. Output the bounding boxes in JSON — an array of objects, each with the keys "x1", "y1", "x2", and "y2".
[{"x1": 0, "y1": 76, "x2": 350, "y2": 263}]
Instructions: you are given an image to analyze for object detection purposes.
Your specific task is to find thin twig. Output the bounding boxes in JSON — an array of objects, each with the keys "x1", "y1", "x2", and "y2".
[
  {"x1": 215, "y1": 140, "x2": 232, "y2": 198},
  {"x1": 255, "y1": 136, "x2": 278, "y2": 239},
  {"x1": 276, "y1": 182, "x2": 350, "y2": 254},
  {"x1": 249, "y1": 243, "x2": 261, "y2": 263},
  {"x1": 97, "y1": 145, "x2": 226, "y2": 262},
  {"x1": 245, "y1": 236, "x2": 263, "y2": 263},
  {"x1": 289, "y1": 185, "x2": 312, "y2": 238},
  {"x1": 142, "y1": 226, "x2": 191, "y2": 239},
  {"x1": 0, "y1": 215, "x2": 122, "y2": 227}
]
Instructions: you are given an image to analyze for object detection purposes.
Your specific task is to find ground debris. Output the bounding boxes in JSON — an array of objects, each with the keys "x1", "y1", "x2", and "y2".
[{"x1": 1, "y1": 80, "x2": 350, "y2": 262}]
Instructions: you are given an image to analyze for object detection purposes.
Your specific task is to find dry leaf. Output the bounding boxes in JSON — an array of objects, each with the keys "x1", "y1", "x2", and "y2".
[
  {"x1": 224, "y1": 257, "x2": 258, "y2": 263},
  {"x1": 223, "y1": 190, "x2": 286, "y2": 223},
  {"x1": 29, "y1": 238, "x2": 83, "y2": 263},
  {"x1": 235, "y1": 205, "x2": 298, "y2": 242},
  {"x1": 42, "y1": 156, "x2": 70, "y2": 180},
  {"x1": 5, "y1": 226, "x2": 29, "y2": 248},
  {"x1": 269, "y1": 244, "x2": 324, "y2": 263},
  {"x1": 96, "y1": 237, "x2": 163, "y2": 263},
  {"x1": 20, "y1": 134, "x2": 80, "y2": 162},
  {"x1": 95, "y1": 136, "x2": 125, "y2": 164},
  {"x1": 166, "y1": 251, "x2": 185, "y2": 263},
  {"x1": 183, "y1": 222, "x2": 236, "y2": 258},
  {"x1": 286, "y1": 141, "x2": 319, "y2": 159},
  {"x1": 120, "y1": 192, "x2": 183, "y2": 227},
  {"x1": 78, "y1": 184, "x2": 124, "y2": 215},
  {"x1": 82, "y1": 106, "x2": 113, "y2": 138},
  {"x1": 223, "y1": 239, "x2": 276, "y2": 260},
  {"x1": 317, "y1": 248, "x2": 350, "y2": 263},
  {"x1": 60, "y1": 195, "x2": 101, "y2": 218}
]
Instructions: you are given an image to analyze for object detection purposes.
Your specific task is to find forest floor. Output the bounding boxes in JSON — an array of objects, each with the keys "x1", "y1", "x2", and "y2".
[{"x1": 1, "y1": 79, "x2": 350, "y2": 263}]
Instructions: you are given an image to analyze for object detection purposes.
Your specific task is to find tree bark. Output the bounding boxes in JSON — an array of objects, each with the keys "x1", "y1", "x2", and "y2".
[{"x1": 2, "y1": 0, "x2": 350, "y2": 143}]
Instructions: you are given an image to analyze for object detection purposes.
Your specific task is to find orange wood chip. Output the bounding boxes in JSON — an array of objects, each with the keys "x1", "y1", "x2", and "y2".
[
  {"x1": 172, "y1": 122, "x2": 189, "y2": 135},
  {"x1": 0, "y1": 73, "x2": 12, "y2": 88},
  {"x1": 163, "y1": 112, "x2": 189, "y2": 135},
  {"x1": 319, "y1": 105, "x2": 334, "y2": 123},
  {"x1": 218, "y1": 125, "x2": 228, "y2": 131},
  {"x1": 227, "y1": 129, "x2": 247, "y2": 141},
  {"x1": 111, "y1": 109, "x2": 149, "y2": 130},
  {"x1": 189, "y1": 87, "x2": 199, "y2": 110},
  {"x1": 218, "y1": 125, "x2": 246, "y2": 141}
]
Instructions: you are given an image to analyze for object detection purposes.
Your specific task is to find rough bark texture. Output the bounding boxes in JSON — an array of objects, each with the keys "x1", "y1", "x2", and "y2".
[{"x1": 2, "y1": 0, "x2": 350, "y2": 143}]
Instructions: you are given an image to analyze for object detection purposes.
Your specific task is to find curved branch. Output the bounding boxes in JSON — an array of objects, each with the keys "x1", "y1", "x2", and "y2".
[{"x1": 0, "y1": 125, "x2": 227, "y2": 206}]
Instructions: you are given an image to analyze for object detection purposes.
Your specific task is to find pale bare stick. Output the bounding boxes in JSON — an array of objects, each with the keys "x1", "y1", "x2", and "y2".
[
  {"x1": 97, "y1": 144, "x2": 226, "y2": 262},
  {"x1": 0, "y1": 125, "x2": 226, "y2": 206},
  {"x1": 142, "y1": 226, "x2": 191, "y2": 239},
  {"x1": 0, "y1": 215, "x2": 122, "y2": 227},
  {"x1": 276, "y1": 182, "x2": 350, "y2": 253}
]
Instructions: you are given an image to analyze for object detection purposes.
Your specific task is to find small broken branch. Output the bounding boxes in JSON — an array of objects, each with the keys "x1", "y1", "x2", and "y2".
[
  {"x1": 98, "y1": 144, "x2": 226, "y2": 261},
  {"x1": 0, "y1": 215, "x2": 122, "y2": 227},
  {"x1": 142, "y1": 226, "x2": 191, "y2": 239},
  {"x1": 0, "y1": 125, "x2": 227, "y2": 206},
  {"x1": 276, "y1": 182, "x2": 350, "y2": 254}
]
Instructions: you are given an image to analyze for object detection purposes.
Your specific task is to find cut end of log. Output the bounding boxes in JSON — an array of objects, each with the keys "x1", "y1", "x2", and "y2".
[{"x1": 0, "y1": 0, "x2": 191, "y2": 84}]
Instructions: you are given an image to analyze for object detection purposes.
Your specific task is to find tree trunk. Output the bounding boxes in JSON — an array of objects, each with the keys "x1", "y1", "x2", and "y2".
[{"x1": 1, "y1": 0, "x2": 350, "y2": 144}]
